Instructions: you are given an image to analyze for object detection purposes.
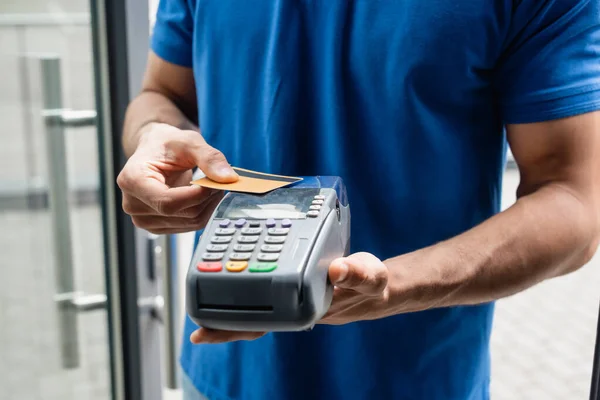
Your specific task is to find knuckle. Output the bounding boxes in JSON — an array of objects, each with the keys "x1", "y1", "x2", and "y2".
[
  {"x1": 178, "y1": 208, "x2": 195, "y2": 219},
  {"x1": 122, "y1": 197, "x2": 134, "y2": 214},
  {"x1": 372, "y1": 277, "x2": 389, "y2": 294},
  {"x1": 203, "y1": 147, "x2": 226, "y2": 164},
  {"x1": 351, "y1": 269, "x2": 371, "y2": 288},
  {"x1": 116, "y1": 170, "x2": 131, "y2": 189},
  {"x1": 192, "y1": 213, "x2": 208, "y2": 225},
  {"x1": 371, "y1": 268, "x2": 389, "y2": 294},
  {"x1": 355, "y1": 268, "x2": 388, "y2": 295},
  {"x1": 131, "y1": 216, "x2": 143, "y2": 228},
  {"x1": 185, "y1": 204, "x2": 205, "y2": 219},
  {"x1": 155, "y1": 197, "x2": 178, "y2": 215}
]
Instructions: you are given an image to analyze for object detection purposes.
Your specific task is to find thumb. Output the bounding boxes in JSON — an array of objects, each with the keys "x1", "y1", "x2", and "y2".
[
  {"x1": 328, "y1": 252, "x2": 388, "y2": 295},
  {"x1": 189, "y1": 136, "x2": 239, "y2": 183}
]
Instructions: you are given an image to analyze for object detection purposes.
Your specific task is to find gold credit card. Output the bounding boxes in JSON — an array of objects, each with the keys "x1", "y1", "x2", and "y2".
[{"x1": 191, "y1": 167, "x2": 302, "y2": 194}]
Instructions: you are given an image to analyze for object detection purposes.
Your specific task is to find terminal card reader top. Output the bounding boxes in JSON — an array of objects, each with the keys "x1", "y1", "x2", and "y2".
[{"x1": 185, "y1": 176, "x2": 351, "y2": 332}]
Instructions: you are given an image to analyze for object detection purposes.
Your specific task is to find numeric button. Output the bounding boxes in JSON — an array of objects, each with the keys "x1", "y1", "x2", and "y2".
[
  {"x1": 307, "y1": 210, "x2": 319, "y2": 217},
  {"x1": 314, "y1": 195, "x2": 326, "y2": 200},
  {"x1": 233, "y1": 244, "x2": 256, "y2": 252},
  {"x1": 241, "y1": 227, "x2": 262, "y2": 235},
  {"x1": 202, "y1": 252, "x2": 224, "y2": 261},
  {"x1": 211, "y1": 236, "x2": 232, "y2": 244},
  {"x1": 238, "y1": 236, "x2": 259, "y2": 244},
  {"x1": 206, "y1": 244, "x2": 228, "y2": 252},
  {"x1": 312, "y1": 199, "x2": 324, "y2": 205},
  {"x1": 229, "y1": 253, "x2": 251, "y2": 261},
  {"x1": 267, "y1": 228, "x2": 289, "y2": 236},
  {"x1": 261, "y1": 244, "x2": 283, "y2": 253},
  {"x1": 264, "y1": 236, "x2": 285, "y2": 244},
  {"x1": 215, "y1": 228, "x2": 235, "y2": 236},
  {"x1": 257, "y1": 253, "x2": 279, "y2": 262}
]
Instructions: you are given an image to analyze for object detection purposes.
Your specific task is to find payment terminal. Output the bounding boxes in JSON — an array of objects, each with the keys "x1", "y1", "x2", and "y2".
[{"x1": 185, "y1": 176, "x2": 351, "y2": 332}]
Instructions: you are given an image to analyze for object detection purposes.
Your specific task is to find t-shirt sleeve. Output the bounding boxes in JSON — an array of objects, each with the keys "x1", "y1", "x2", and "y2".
[
  {"x1": 494, "y1": 0, "x2": 600, "y2": 124},
  {"x1": 150, "y1": 0, "x2": 194, "y2": 68}
]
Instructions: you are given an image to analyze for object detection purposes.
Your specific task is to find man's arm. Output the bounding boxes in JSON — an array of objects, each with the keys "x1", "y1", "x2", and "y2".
[
  {"x1": 384, "y1": 111, "x2": 600, "y2": 313},
  {"x1": 117, "y1": 52, "x2": 237, "y2": 235},
  {"x1": 122, "y1": 51, "x2": 199, "y2": 157}
]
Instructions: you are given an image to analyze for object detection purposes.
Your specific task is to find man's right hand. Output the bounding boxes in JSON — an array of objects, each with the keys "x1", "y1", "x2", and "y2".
[{"x1": 117, "y1": 122, "x2": 238, "y2": 234}]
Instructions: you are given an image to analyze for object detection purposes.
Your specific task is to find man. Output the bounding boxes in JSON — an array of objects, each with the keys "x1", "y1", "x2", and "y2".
[{"x1": 117, "y1": 0, "x2": 600, "y2": 399}]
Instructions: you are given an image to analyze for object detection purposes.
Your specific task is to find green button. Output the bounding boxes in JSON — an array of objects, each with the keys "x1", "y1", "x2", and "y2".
[{"x1": 249, "y1": 263, "x2": 277, "y2": 273}]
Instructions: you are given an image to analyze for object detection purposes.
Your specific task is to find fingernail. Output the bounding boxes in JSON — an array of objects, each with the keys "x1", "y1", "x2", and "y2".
[
  {"x1": 217, "y1": 165, "x2": 237, "y2": 179},
  {"x1": 336, "y1": 262, "x2": 348, "y2": 283},
  {"x1": 190, "y1": 330, "x2": 201, "y2": 344}
]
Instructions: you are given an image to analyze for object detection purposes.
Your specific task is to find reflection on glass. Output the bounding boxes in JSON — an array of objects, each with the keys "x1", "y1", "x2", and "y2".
[
  {"x1": 216, "y1": 189, "x2": 318, "y2": 220},
  {"x1": 0, "y1": 3, "x2": 110, "y2": 400},
  {"x1": 226, "y1": 204, "x2": 306, "y2": 220}
]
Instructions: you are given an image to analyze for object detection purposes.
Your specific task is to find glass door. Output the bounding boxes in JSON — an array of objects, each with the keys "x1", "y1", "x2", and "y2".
[
  {"x1": 0, "y1": 1, "x2": 112, "y2": 400},
  {"x1": 0, "y1": 2, "x2": 115, "y2": 399}
]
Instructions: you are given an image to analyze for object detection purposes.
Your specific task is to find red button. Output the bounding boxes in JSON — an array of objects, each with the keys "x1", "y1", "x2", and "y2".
[{"x1": 197, "y1": 262, "x2": 222, "y2": 272}]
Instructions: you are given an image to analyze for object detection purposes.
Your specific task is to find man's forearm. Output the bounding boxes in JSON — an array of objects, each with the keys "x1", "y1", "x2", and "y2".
[
  {"x1": 122, "y1": 90, "x2": 198, "y2": 157},
  {"x1": 386, "y1": 182, "x2": 599, "y2": 313}
]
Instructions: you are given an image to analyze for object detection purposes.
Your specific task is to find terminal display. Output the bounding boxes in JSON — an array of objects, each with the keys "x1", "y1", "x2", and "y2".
[{"x1": 214, "y1": 188, "x2": 318, "y2": 220}]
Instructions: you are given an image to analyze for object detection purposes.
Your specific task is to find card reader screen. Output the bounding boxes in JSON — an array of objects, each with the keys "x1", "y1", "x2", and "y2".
[{"x1": 215, "y1": 188, "x2": 319, "y2": 219}]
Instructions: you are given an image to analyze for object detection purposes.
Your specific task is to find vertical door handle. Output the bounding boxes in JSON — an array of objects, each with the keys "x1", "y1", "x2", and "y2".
[
  {"x1": 41, "y1": 56, "x2": 170, "y2": 373},
  {"x1": 40, "y1": 54, "x2": 83, "y2": 369},
  {"x1": 39, "y1": 55, "x2": 108, "y2": 369},
  {"x1": 40, "y1": 55, "x2": 180, "y2": 386}
]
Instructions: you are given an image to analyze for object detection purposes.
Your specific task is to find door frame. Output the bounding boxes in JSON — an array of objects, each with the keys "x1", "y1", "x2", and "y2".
[
  {"x1": 590, "y1": 305, "x2": 600, "y2": 400},
  {"x1": 90, "y1": 0, "x2": 164, "y2": 399}
]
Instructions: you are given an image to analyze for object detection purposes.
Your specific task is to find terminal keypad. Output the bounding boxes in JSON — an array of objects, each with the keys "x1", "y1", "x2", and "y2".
[{"x1": 199, "y1": 193, "x2": 326, "y2": 273}]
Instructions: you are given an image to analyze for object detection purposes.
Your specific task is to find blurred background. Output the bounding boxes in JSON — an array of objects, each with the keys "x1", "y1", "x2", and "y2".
[{"x1": 0, "y1": 1, "x2": 598, "y2": 399}]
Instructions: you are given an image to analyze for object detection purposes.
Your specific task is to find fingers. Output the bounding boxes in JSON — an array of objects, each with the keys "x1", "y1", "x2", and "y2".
[
  {"x1": 125, "y1": 173, "x2": 213, "y2": 214},
  {"x1": 187, "y1": 135, "x2": 239, "y2": 183},
  {"x1": 118, "y1": 157, "x2": 222, "y2": 216},
  {"x1": 122, "y1": 187, "x2": 221, "y2": 218},
  {"x1": 130, "y1": 193, "x2": 222, "y2": 234},
  {"x1": 137, "y1": 125, "x2": 238, "y2": 183},
  {"x1": 190, "y1": 327, "x2": 265, "y2": 344},
  {"x1": 328, "y1": 252, "x2": 388, "y2": 295}
]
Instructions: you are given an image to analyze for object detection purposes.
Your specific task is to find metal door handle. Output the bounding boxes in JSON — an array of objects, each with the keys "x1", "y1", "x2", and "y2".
[
  {"x1": 39, "y1": 55, "x2": 170, "y2": 372},
  {"x1": 39, "y1": 54, "x2": 102, "y2": 369}
]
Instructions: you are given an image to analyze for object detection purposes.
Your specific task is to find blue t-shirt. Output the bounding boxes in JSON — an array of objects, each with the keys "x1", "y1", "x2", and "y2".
[{"x1": 151, "y1": 1, "x2": 600, "y2": 399}]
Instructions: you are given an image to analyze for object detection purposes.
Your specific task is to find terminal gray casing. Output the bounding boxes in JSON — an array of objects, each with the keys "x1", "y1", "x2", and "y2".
[{"x1": 185, "y1": 178, "x2": 350, "y2": 332}]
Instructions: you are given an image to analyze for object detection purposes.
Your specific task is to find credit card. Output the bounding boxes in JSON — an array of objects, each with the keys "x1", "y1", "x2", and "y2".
[{"x1": 191, "y1": 167, "x2": 302, "y2": 194}]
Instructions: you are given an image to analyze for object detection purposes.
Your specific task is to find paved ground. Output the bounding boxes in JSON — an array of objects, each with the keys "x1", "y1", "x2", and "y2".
[{"x1": 489, "y1": 170, "x2": 599, "y2": 400}]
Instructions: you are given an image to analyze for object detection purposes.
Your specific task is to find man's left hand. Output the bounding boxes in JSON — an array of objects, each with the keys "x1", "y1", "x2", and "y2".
[{"x1": 189, "y1": 252, "x2": 391, "y2": 344}]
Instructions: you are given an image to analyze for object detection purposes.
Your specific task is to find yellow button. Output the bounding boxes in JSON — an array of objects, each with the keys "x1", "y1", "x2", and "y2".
[{"x1": 226, "y1": 261, "x2": 248, "y2": 272}]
